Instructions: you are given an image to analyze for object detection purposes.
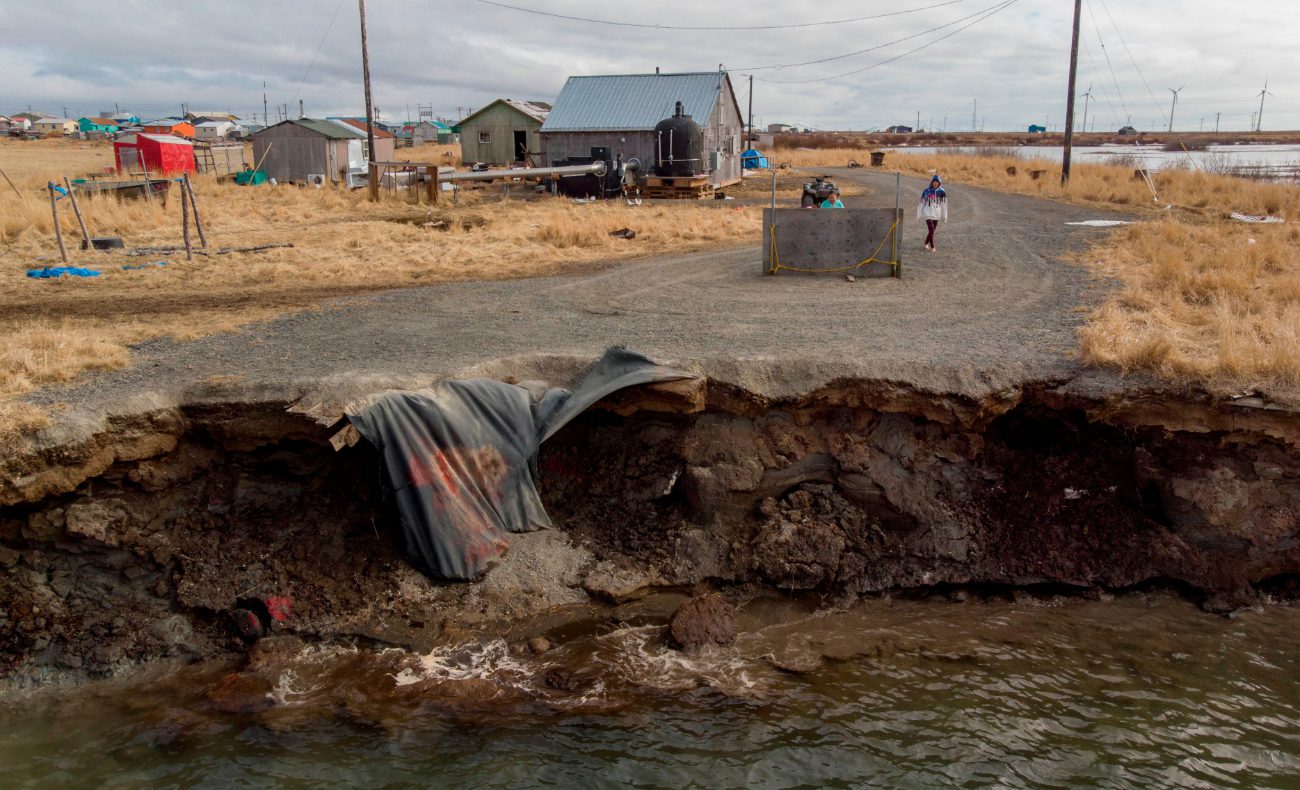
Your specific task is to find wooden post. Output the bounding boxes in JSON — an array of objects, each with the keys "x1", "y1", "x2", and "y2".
[
  {"x1": 180, "y1": 180, "x2": 193, "y2": 261},
  {"x1": 0, "y1": 167, "x2": 25, "y2": 202},
  {"x1": 359, "y1": 0, "x2": 378, "y2": 202},
  {"x1": 183, "y1": 173, "x2": 207, "y2": 248},
  {"x1": 62, "y1": 177, "x2": 90, "y2": 249},
  {"x1": 48, "y1": 183, "x2": 68, "y2": 263},
  {"x1": 425, "y1": 165, "x2": 437, "y2": 204},
  {"x1": 368, "y1": 163, "x2": 379, "y2": 201},
  {"x1": 1061, "y1": 0, "x2": 1082, "y2": 186}
]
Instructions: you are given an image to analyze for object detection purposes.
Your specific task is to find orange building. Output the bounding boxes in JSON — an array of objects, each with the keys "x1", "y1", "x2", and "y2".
[{"x1": 141, "y1": 119, "x2": 195, "y2": 138}]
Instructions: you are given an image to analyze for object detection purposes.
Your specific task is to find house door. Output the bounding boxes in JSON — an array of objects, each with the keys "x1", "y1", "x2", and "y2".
[{"x1": 514, "y1": 130, "x2": 528, "y2": 162}]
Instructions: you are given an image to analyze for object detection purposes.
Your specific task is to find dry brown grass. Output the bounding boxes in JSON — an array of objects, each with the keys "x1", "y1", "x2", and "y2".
[
  {"x1": 0, "y1": 138, "x2": 758, "y2": 441},
  {"x1": 393, "y1": 142, "x2": 462, "y2": 166},
  {"x1": 1078, "y1": 221, "x2": 1300, "y2": 396}
]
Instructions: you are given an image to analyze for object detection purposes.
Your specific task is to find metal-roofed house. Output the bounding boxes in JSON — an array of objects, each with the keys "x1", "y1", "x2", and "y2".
[
  {"x1": 456, "y1": 99, "x2": 550, "y2": 166},
  {"x1": 250, "y1": 118, "x2": 371, "y2": 185},
  {"x1": 541, "y1": 71, "x2": 743, "y2": 187}
]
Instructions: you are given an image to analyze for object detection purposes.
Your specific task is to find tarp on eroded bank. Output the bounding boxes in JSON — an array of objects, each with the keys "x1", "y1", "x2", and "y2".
[{"x1": 347, "y1": 348, "x2": 694, "y2": 581}]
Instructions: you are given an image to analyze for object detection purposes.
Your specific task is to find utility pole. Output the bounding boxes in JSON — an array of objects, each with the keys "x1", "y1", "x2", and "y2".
[
  {"x1": 358, "y1": 0, "x2": 378, "y2": 200},
  {"x1": 1215, "y1": 112, "x2": 1220, "y2": 133},
  {"x1": 263, "y1": 82, "x2": 268, "y2": 126},
  {"x1": 1166, "y1": 85, "x2": 1183, "y2": 133},
  {"x1": 299, "y1": 99, "x2": 304, "y2": 118},
  {"x1": 1255, "y1": 79, "x2": 1272, "y2": 132},
  {"x1": 971, "y1": 99, "x2": 977, "y2": 132},
  {"x1": 915, "y1": 110, "x2": 920, "y2": 133},
  {"x1": 747, "y1": 74, "x2": 754, "y2": 145},
  {"x1": 1061, "y1": 0, "x2": 1082, "y2": 186}
]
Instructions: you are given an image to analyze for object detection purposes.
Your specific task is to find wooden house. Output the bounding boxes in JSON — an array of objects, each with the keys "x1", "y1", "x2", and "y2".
[
  {"x1": 457, "y1": 99, "x2": 550, "y2": 166},
  {"x1": 33, "y1": 118, "x2": 78, "y2": 135},
  {"x1": 540, "y1": 71, "x2": 743, "y2": 187},
  {"x1": 250, "y1": 118, "x2": 372, "y2": 185}
]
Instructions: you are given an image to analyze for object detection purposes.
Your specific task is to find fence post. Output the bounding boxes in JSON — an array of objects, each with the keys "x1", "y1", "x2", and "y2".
[{"x1": 48, "y1": 183, "x2": 68, "y2": 263}]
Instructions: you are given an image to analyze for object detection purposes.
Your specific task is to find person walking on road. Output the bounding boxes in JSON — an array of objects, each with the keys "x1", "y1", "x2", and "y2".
[{"x1": 916, "y1": 175, "x2": 948, "y2": 252}]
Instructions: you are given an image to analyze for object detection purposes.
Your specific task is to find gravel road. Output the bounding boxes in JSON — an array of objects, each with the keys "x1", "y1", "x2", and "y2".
[{"x1": 28, "y1": 169, "x2": 1128, "y2": 431}]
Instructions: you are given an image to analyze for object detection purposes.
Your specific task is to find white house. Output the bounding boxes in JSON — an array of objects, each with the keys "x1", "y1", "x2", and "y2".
[
  {"x1": 194, "y1": 120, "x2": 237, "y2": 140},
  {"x1": 32, "y1": 118, "x2": 77, "y2": 135}
]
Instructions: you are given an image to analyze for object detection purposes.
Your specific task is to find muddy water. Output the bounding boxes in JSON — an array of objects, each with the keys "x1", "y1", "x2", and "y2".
[{"x1": 2, "y1": 594, "x2": 1297, "y2": 788}]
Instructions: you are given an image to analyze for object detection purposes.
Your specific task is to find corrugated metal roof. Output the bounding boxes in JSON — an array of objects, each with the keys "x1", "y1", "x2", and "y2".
[
  {"x1": 541, "y1": 72, "x2": 729, "y2": 132},
  {"x1": 252, "y1": 118, "x2": 365, "y2": 140}
]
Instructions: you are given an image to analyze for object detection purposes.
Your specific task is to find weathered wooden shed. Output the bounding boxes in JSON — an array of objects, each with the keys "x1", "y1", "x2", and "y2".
[
  {"x1": 541, "y1": 71, "x2": 744, "y2": 187},
  {"x1": 250, "y1": 119, "x2": 368, "y2": 185},
  {"x1": 457, "y1": 99, "x2": 550, "y2": 166}
]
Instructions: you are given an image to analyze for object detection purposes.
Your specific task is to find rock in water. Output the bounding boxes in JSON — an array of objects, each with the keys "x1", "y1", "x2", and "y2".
[{"x1": 668, "y1": 592, "x2": 735, "y2": 652}]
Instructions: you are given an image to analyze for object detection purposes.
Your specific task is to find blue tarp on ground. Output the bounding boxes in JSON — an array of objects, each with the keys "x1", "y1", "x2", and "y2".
[
  {"x1": 741, "y1": 149, "x2": 769, "y2": 169},
  {"x1": 27, "y1": 266, "x2": 100, "y2": 278},
  {"x1": 347, "y1": 348, "x2": 695, "y2": 581}
]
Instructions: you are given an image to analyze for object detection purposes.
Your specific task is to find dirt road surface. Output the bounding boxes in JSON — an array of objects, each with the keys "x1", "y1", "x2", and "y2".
[{"x1": 26, "y1": 169, "x2": 1127, "y2": 436}]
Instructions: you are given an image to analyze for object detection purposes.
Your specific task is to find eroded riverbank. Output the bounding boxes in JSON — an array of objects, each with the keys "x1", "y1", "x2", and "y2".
[{"x1": 2, "y1": 374, "x2": 1297, "y2": 686}]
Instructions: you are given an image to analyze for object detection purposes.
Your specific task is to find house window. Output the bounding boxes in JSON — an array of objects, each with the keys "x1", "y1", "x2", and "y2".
[{"x1": 478, "y1": 131, "x2": 491, "y2": 144}]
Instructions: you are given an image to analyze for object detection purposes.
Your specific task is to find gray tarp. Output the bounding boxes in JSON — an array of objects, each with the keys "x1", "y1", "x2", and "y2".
[{"x1": 347, "y1": 348, "x2": 694, "y2": 581}]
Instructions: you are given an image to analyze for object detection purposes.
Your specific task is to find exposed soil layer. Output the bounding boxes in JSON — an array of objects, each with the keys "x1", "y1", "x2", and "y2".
[{"x1": 2, "y1": 381, "x2": 1298, "y2": 685}]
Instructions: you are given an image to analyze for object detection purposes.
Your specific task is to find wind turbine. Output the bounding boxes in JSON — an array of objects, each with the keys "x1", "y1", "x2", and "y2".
[
  {"x1": 1255, "y1": 79, "x2": 1273, "y2": 132},
  {"x1": 1080, "y1": 84, "x2": 1094, "y2": 136},
  {"x1": 1167, "y1": 85, "x2": 1184, "y2": 133}
]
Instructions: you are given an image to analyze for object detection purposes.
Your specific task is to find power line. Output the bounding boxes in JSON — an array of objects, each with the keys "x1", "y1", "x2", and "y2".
[
  {"x1": 472, "y1": 0, "x2": 970, "y2": 30},
  {"x1": 736, "y1": 0, "x2": 1016, "y2": 72},
  {"x1": 1083, "y1": 0, "x2": 1128, "y2": 122},
  {"x1": 291, "y1": 0, "x2": 348, "y2": 106},
  {"x1": 1096, "y1": 0, "x2": 1165, "y2": 123},
  {"x1": 756, "y1": 0, "x2": 1021, "y2": 84}
]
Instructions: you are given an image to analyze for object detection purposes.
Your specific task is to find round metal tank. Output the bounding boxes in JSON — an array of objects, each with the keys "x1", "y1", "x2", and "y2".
[{"x1": 654, "y1": 101, "x2": 703, "y2": 178}]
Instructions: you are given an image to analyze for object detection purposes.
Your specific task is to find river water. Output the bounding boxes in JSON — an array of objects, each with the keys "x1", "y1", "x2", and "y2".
[
  {"x1": 886, "y1": 143, "x2": 1300, "y2": 176},
  {"x1": 1, "y1": 593, "x2": 1297, "y2": 788}
]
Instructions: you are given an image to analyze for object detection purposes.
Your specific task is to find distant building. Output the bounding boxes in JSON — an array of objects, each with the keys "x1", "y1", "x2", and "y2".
[
  {"x1": 111, "y1": 113, "x2": 141, "y2": 126},
  {"x1": 114, "y1": 133, "x2": 197, "y2": 175},
  {"x1": 185, "y1": 111, "x2": 240, "y2": 123},
  {"x1": 78, "y1": 117, "x2": 120, "y2": 134},
  {"x1": 767, "y1": 123, "x2": 794, "y2": 133},
  {"x1": 405, "y1": 119, "x2": 456, "y2": 146},
  {"x1": 1117, "y1": 125, "x2": 1138, "y2": 136},
  {"x1": 32, "y1": 118, "x2": 77, "y2": 135},
  {"x1": 251, "y1": 118, "x2": 381, "y2": 185},
  {"x1": 194, "y1": 120, "x2": 237, "y2": 140},
  {"x1": 1028, "y1": 124, "x2": 1047, "y2": 134},
  {"x1": 5, "y1": 115, "x2": 32, "y2": 130},
  {"x1": 885, "y1": 125, "x2": 914, "y2": 134},
  {"x1": 456, "y1": 99, "x2": 550, "y2": 166},
  {"x1": 540, "y1": 71, "x2": 744, "y2": 186},
  {"x1": 142, "y1": 119, "x2": 196, "y2": 137}
]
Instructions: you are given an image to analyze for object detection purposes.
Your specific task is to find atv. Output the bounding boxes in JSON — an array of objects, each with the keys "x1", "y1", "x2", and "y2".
[{"x1": 801, "y1": 175, "x2": 838, "y2": 208}]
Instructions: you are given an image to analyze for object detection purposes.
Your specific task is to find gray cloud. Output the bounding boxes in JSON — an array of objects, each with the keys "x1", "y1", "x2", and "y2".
[{"x1": 0, "y1": 0, "x2": 1294, "y2": 132}]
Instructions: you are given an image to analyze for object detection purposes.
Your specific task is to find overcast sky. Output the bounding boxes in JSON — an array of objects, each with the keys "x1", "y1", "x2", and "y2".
[{"x1": 1, "y1": 0, "x2": 1295, "y2": 132}]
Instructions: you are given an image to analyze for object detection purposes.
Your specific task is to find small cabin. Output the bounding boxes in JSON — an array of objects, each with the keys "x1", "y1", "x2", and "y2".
[
  {"x1": 457, "y1": 99, "x2": 550, "y2": 166},
  {"x1": 251, "y1": 118, "x2": 378, "y2": 185}
]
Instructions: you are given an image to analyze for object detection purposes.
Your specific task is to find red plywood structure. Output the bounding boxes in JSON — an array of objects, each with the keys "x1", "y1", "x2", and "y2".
[{"x1": 114, "y1": 133, "x2": 197, "y2": 175}]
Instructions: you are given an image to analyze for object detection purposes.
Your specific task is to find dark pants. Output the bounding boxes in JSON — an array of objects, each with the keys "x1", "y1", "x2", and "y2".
[{"x1": 925, "y1": 219, "x2": 938, "y2": 247}]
